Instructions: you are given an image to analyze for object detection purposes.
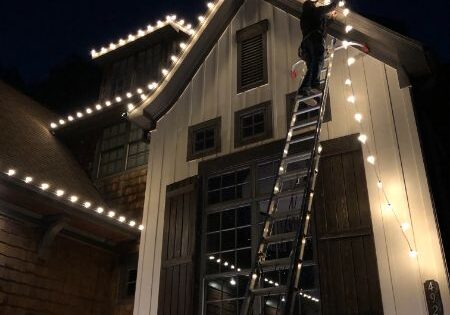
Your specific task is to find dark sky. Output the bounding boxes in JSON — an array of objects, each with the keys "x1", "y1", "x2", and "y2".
[{"x1": 1, "y1": 0, "x2": 449, "y2": 84}]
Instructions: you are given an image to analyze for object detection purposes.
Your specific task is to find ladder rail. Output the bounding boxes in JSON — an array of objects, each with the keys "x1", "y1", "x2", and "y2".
[
  {"x1": 240, "y1": 38, "x2": 336, "y2": 315},
  {"x1": 283, "y1": 42, "x2": 335, "y2": 315}
]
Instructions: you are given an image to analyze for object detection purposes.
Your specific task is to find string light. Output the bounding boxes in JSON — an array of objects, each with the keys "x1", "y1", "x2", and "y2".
[
  {"x1": 2, "y1": 168, "x2": 143, "y2": 231},
  {"x1": 401, "y1": 222, "x2": 411, "y2": 232},
  {"x1": 347, "y1": 57, "x2": 356, "y2": 66},
  {"x1": 358, "y1": 134, "x2": 368, "y2": 144},
  {"x1": 343, "y1": 8, "x2": 350, "y2": 16},
  {"x1": 367, "y1": 155, "x2": 376, "y2": 165},
  {"x1": 345, "y1": 25, "x2": 353, "y2": 33},
  {"x1": 347, "y1": 95, "x2": 356, "y2": 103}
]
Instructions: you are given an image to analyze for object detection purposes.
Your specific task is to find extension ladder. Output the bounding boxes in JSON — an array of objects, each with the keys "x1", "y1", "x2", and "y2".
[{"x1": 240, "y1": 39, "x2": 336, "y2": 315}]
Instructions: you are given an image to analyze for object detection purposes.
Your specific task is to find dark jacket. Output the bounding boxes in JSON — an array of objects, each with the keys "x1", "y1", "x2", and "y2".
[{"x1": 301, "y1": 0, "x2": 338, "y2": 38}]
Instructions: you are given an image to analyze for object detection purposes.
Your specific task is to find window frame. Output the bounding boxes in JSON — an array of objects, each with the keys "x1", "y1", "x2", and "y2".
[
  {"x1": 236, "y1": 20, "x2": 269, "y2": 93},
  {"x1": 96, "y1": 121, "x2": 150, "y2": 178},
  {"x1": 118, "y1": 253, "x2": 139, "y2": 301},
  {"x1": 187, "y1": 117, "x2": 222, "y2": 161},
  {"x1": 234, "y1": 101, "x2": 273, "y2": 148}
]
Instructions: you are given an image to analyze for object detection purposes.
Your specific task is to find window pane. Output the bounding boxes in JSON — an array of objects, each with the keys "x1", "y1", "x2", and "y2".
[
  {"x1": 207, "y1": 233, "x2": 220, "y2": 253},
  {"x1": 222, "y1": 209, "x2": 236, "y2": 230},
  {"x1": 207, "y1": 213, "x2": 221, "y2": 232}
]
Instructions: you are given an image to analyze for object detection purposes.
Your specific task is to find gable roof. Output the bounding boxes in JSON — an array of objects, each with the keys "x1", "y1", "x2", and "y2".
[
  {"x1": 129, "y1": 0, "x2": 432, "y2": 130},
  {"x1": 0, "y1": 81, "x2": 104, "y2": 205}
]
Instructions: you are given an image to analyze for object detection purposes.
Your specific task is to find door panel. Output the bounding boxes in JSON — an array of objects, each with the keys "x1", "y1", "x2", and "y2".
[
  {"x1": 314, "y1": 135, "x2": 383, "y2": 315},
  {"x1": 158, "y1": 177, "x2": 199, "y2": 315}
]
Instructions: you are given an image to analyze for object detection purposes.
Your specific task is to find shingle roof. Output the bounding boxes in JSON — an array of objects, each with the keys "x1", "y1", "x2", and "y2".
[{"x1": 0, "y1": 81, "x2": 104, "y2": 205}]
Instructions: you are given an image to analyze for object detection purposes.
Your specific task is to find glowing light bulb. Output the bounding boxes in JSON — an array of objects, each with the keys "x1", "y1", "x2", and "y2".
[
  {"x1": 59, "y1": 119, "x2": 66, "y2": 125},
  {"x1": 108, "y1": 211, "x2": 116, "y2": 218},
  {"x1": 354, "y1": 113, "x2": 362, "y2": 123},
  {"x1": 50, "y1": 122, "x2": 58, "y2": 129},
  {"x1": 70, "y1": 195, "x2": 78, "y2": 203},
  {"x1": 118, "y1": 216, "x2": 126, "y2": 223},
  {"x1": 367, "y1": 155, "x2": 376, "y2": 165},
  {"x1": 338, "y1": 1, "x2": 345, "y2": 7},
  {"x1": 318, "y1": 145, "x2": 323, "y2": 154},
  {"x1": 207, "y1": 2, "x2": 214, "y2": 9},
  {"x1": 41, "y1": 183, "x2": 50, "y2": 190},
  {"x1": 138, "y1": 225, "x2": 145, "y2": 231},
  {"x1": 105, "y1": 101, "x2": 112, "y2": 106},
  {"x1": 137, "y1": 88, "x2": 143, "y2": 94},
  {"x1": 345, "y1": 78, "x2": 352, "y2": 85},
  {"x1": 171, "y1": 55, "x2": 178, "y2": 63},
  {"x1": 345, "y1": 25, "x2": 353, "y2": 33},
  {"x1": 252, "y1": 273, "x2": 258, "y2": 280},
  {"x1": 401, "y1": 223, "x2": 410, "y2": 231},
  {"x1": 347, "y1": 95, "x2": 355, "y2": 103},
  {"x1": 127, "y1": 103, "x2": 135, "y2": 111},
  {"x1": 7, "y1": 169, "x2": 16, "y2": 176},
  {"x1": 129, "y1": 220, "x2": 136, "y2": 227},
  {"x1": 56, "y1": 190, "x2": 65, "y2": 197},
  {"x1": 347, "y1": 57, "x2": 356, "y2": 66},
  {"x1": 358, "y1": 134, "x2": 368, "y2": 144},
  {"x1": 96, "y1": 207, "x2": 104, "y2": 214},
  {"x1": 230, "y1": 278, "x2": 236, "y2": 286},
  {"x1": 223, "y1": 261, "x2": 229, "y2": 266},
  {"x1": 342, "y1": 40, "x2": 350, "y2": 49},
  {"x1": 95, "y1": 104, "x2": 102, "y2": 111},
  {"x1": 209, "y1": 256, "x2": 215, "y2": 260},
  {"x1": 115, "y1": 96, "x2": 122, "y2": 102},
  {"x1": 377, "y1": 181, "x2": 383, "y2": 189},
  {"x1": 409, "y1": 250, "x2": 418, "y2": 258},
  {"x1": 83, "y1": 202, "x2": 91, "y2": 208},
  {"x1": 76, "y1": 112, "x2": 83, "y2": 118},
  {"x1": 24, "y1": 176, "x2": 33, "y2": 183},
  {"x1": 198, "y1": 16, "x2": 205, "y2": 23},
  {"x1": 126, "y1": 92, "x2": 133, "y2": 98},
  {"x1": 86, "y1": 108, "x2": 93, "y2": 114},
  {"x1": 68, "y1": 115, "x2": 74, "y2": 121},
  {"x1": 216, "y1": 258, "x2": 221, "y2": 263},
  {"x1": 162, "y1": 68, "x2": 169, "y2": 76},
  {"x1": 179, "y1": 42, "x2": 187, "y2": 50},
  {"x1": 343, "y1": 8, "x2": 350, "y2": 16}
]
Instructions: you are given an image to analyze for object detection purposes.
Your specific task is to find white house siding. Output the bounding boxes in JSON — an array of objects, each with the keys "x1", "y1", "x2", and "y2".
[{"x1": 134, "y1": 0, "x2": 450, "y2": 314}]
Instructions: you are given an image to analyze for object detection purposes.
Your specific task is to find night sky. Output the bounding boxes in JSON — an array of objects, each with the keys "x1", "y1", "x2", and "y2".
[{"x1": 1, "y1": 0, "x2": 449, "y2": 84}]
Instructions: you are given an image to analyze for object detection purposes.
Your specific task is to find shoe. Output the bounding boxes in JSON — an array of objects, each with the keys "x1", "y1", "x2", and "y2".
[{"x1": 297, "y1": 88, "x2": 319, "y2": 107}]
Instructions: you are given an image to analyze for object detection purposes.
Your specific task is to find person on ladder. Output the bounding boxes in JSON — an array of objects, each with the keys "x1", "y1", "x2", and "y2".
[{"x1": 298, "y1": 0, "x2": 338, "y2": 106}]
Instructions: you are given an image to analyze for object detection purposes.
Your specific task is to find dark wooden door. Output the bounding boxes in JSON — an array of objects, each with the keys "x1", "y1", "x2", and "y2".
[
  {"x1": 314, "y1": 135, "x2": 384, "y2": 315},
  {"x1": 158, "y1": 176, "x2": 199, "y2": 315}
]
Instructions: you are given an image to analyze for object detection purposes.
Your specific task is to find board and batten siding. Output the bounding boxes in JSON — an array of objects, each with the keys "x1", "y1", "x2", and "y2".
[{"x1": 133, "y1": 0, "x2": 450, "y2": 314}]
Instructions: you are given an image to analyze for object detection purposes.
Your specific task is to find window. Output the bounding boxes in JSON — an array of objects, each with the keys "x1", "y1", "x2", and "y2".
[
  {"x1": 237, "y1": 20, "x2": 269, "y2": 93},
  {"x1": 98, "y1": 122, "x2": 150, "y2": 178},
  {"x1": 187, "y1": 117, "x2": 221, "y2": 161},
  {"x1": 119, "y1": 254, "x2": 138, "y2": 299},
  {"x1": 286, "y1": 91, "x2": 332, "y2": 131},
  {"x1": 200, "y1": 144, "x2": 321, "y2": 314},
  {"x1": 235, "y1": 102, "x2": 272, "y2": 147}
]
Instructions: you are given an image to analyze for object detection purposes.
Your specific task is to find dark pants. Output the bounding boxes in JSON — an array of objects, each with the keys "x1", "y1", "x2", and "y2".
[{"x1": 298, "y1": 32, "x2": 325, "y2": 93}]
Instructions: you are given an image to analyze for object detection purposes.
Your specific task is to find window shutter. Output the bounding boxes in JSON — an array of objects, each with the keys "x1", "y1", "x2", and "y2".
[{"x1": 237, "y1": 20, "x2": 269, "y2": 92}]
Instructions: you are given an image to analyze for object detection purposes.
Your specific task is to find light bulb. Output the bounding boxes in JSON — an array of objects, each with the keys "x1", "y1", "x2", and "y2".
[
  {"x1": 96, "y1": 207, "x2": 104, "y2": 214},
  {"x1": 7, "y1": 169, "x2": 16, "y2": 176},
  {"x1": 138, "y1": 225, "x2": 145, "y2": 231},
  {"x1": 209, "y1": 256, "x2": 215, "y2": 260},
  {"x1": 358, "y1": 134, "x2": 367, "y2": 144},
  {"x1": 108, "y1": 211, "x2": 116, "y2": 218},
  {"x1": 86, "y1": 108, "x2": 93, "y2": 114},
  {"x1": 179, "y1": 42, "x2": 187, "y2": 50},
  {"x1": 409, "y1": 250, "x2": 418, "y2": 258},
  {"x1": 41, "y1": 183, "x2": 50, "y2": 190},
  {"x1": 137, "y1": 88, "x2": 143, "y2": 94},
  {"x1": 252, "y1": 273, "x2": 258, "y2": 280},
  {"x1": 216, "y1": 258, "x2": 221, "y2": 263},
  {"x1": 56, "y1": 190, "x2": 65, "y2": 197},
  {"x1": 230, "y1": 278, "x2": 236, "y2": 286},
  {"x1": 354, "y1": 113, "x2": 362, "y2": 123},
  {"x1": 207, "y1": 2, "x2": 214, "y2": 9},
  {"x1": 171, "y1": 55, "x2": 178, "y2": 63},
  {"x1": 115, "y1": 96, "x2": 122, "y2": 102},
  {"x1": 24, "y1": 176, "x2": 33, "y2": 183},
  {"x1": 126, "y1": 92, "x2": 133, "y2": 98},
  {"x1": 342, "y1": 40, "x2": 350, "y2": 49},
  {"x1": 338, "y1": 0, "x2": 345, "y2": 7},
  {"x1": 127, "y1": 103, "x2": 135, "y2": 111},
  {"x1": 76, "y1": 112, "x2": 83, "y2": 118},
  {"x1": 70, "y1": 195, "x2": 78, "y2": 203},
  {"x1": 118, "y1": 216, "x2": 126, "y2": 223},
  {"x1": 347, "y1": 95, "x2": 355, "y2": 103},
  {"x1": 50, "y1": 122, "x2": 58, "y2": 129},
  {"x1": 83, "y1": 202, "x2": 91, "y2": 208},
  {"x1": 162, "y1": 69, "x2": 169, "y2": 76},
  {"x1": 59, "y1": 119, "x2": 66, "y2": 125},
  {"x1": 343, "y1": 8, "x2": 350, "y2": 16},
  {"x1": 345, "y1": 25, "x2": 353, "y2": 33},
  {"x1": 367, "y1": 155, "x2": 376, "y2": 165},
  {"x1": 95, "y1": 104, "x2": 102, "y2": 111},
  {"x1": 198, "y1": 16, "x2": 205, "y2": 23},
  {"x1": 347, "y1": 57, "x2": 356, "y2": 66},
  {"x1": 68, "y1": 115, "x2": 74, "y2": 121},
  {"x1": 345, "y1": 78, "x2": 352, "y2": 85},
  {"x1": 105, "y1": 101, "x2": 112, "y2": 106},
  {"x1": 401, "y1": 223, "x2": 410, "y2": 231},
  {"x1": 129, "y1": 220, "x2": 136, "y2": 227}
]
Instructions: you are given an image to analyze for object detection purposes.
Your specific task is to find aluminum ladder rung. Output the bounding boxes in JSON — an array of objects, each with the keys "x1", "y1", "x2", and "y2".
[
  {"x1": 291, "y1": 118, "x2": 319, "y2": 131},
  {"x1": 295, "y1": 92, "x2": 323, "y2": 104},
  {"x1": 274, "y1": 187, "x2": 305, "y2": 200},
  {"x1": 251, "y1": 285, "x2": 288, "y2": 297},
  {"x1": 283, "y1": 152, "x2": 311, "y2": 165},
  {"x1": 294, "y1": 105, "x2": 320, "y2": 116},
  {"x1": 264, "y1": 232, "x2": 297, "y2": 244},
  {"x1": 287, "y1": 133, "x2": 315, "y2": 145},
  {"x1": 271, "y1": 208, "x2": 302, "y2": 220},
  {"x1": 279, "y1": 169, "x2": 308, "y2": 183},
  {"x1": 260, "y1": 257, "x2": 291, "y2": 269}
]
